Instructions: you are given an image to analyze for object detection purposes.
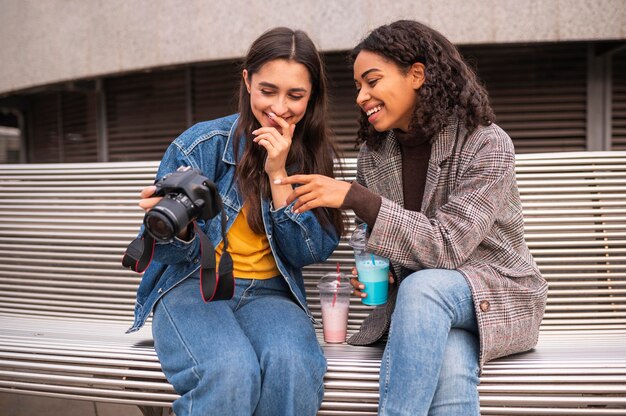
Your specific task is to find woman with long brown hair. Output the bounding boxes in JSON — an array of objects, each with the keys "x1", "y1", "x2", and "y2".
[{"x1": 129, "y1": 27, "x2": 343, "y2": 416}]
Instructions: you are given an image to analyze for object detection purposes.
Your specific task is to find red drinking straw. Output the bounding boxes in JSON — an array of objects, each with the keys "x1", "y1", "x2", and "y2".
[{"x1": 332, "y1": 262, "x2": 340, "y2": 307}]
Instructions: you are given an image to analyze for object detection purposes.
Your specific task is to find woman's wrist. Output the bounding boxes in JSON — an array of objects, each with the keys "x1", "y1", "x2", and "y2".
[
  {"x1": 342, "y1": 182, "x2": 382, "y2": 228},
  {"x1": 267, "y1": 168, "x2": 289, "y2": 182},
  {"x1": 268, "y1": 169, "x2": 293, "y2": 209}
]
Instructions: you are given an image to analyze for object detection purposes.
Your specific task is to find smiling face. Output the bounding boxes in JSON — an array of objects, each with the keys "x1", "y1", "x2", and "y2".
[
  {"x1": 243, "y1": 59, "x2": 312, "y2": 130},
  {"x1": 353, "y1": 50, "x2": 425, "y2": 132}
]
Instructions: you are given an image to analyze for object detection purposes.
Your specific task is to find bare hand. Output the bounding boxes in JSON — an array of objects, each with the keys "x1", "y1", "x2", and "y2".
[
  {"x1": 350, "y1": 266, "x2": 395, "y2": 300},
  {"x1": 138, "y1": 185, "x2": 161, "y2": 212},
  {"x1": 252, "y1": 113, "x2": 295, "y2": 180},
  {"x1": 274, "y1": 174, "x2": 351, "y2": 213}
]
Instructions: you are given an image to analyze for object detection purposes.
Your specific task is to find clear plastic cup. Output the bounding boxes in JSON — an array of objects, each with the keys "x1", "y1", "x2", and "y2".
[
  {"x1": 349, "y1": 223, "x2": 390, "y2": 306},
  {"x1": 317, "y1": 272, "x2": 352, "y2": 343}
]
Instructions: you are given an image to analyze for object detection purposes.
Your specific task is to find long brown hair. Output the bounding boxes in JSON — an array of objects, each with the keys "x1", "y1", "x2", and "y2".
[
  {"x1": 234, "y1": 27, "x2": 344, "y2": 237},
  {"x1": 350, "y1": 20, "x2": 495, "y2": 149}
]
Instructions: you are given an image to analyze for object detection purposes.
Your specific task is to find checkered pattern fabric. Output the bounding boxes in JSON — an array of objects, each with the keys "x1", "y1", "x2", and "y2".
[{"x1": 347, "y1": 118, "x2": 548, "y2": 368}]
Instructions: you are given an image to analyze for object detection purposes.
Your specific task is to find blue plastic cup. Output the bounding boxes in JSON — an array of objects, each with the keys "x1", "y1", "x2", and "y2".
[{"x1": 353, "y1": 247, "x2": 390, "y2": 306}]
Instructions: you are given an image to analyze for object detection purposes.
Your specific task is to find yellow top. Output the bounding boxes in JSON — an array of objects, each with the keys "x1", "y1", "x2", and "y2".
[{"x1": 215, "y1": 204, "x2": 280, "y2": 279}]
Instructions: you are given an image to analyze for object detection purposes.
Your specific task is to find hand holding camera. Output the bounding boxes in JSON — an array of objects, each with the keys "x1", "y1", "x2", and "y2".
[
  {"x1": 140, "y1": 184, "x2": 193, "y2": 235},
  {"x1": 140, "y1": 166, "x2": 222, "y2": 242},
  {"x1": 139, "y1": 185, "x2": 161, "y2": 210},
  {"x1": 124, "y1": 166, "x2": 234, "y2": 302}
]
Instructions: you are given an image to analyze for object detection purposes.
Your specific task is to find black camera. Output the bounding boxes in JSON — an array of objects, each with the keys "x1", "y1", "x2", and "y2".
[
  {"x1": 144, "y1": 167, "x2": 221, "y2": 242},
  {"x1": 125, "y1": 166, "x2": 233, "y2": 301}
]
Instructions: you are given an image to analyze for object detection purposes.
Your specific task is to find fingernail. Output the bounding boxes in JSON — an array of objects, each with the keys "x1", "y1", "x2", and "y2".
[
  {"x1": 273, "y1": 179, "x2": 281, "y2": 184},
  {"x1": 268, "y1": 112, "x2": 276, "y2": 118},
  {"x1": 359, "y1": 285, "x2": 364, "y2": 290}
]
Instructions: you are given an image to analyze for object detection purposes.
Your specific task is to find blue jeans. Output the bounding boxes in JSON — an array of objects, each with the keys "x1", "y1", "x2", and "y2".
[
  {"x1": 379, "y1": 269, "x2": 480, "y2": 416},
  {"x1": 152, "y1": 275, "x2": 326, "y2": 416}
]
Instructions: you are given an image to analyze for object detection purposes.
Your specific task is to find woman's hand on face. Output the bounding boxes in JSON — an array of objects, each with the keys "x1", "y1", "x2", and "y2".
[
  {"x1": 252, "y1": 113, "x2": 296, "y2": 180},
  {"x1": 138, "y1": 185, "x2": 162, "y2": 212},
  {"x1": 275, "y1": 174, "x2": 352, "y2": 213},
  {"x1": 350, "y1": 267, "x2": 395, "y2": 300}
]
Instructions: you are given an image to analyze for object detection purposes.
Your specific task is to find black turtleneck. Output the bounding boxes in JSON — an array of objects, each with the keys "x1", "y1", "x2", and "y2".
[
  {"x1": 394, "y1": 129, "x2": 431, "y2": 212},
  {"x1": 341, "y1": 130, "x2": 432, "y2": 228}
]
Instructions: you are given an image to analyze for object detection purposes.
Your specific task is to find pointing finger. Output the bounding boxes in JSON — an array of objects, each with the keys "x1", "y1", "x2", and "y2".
[{"x1": 273, "y1": 175, "x2": 312, "y2": 186}]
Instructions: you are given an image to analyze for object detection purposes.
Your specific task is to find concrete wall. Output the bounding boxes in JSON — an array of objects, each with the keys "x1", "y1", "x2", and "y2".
[{"x1": 1, "y1": 0, "x2": 625, "y2": 95}]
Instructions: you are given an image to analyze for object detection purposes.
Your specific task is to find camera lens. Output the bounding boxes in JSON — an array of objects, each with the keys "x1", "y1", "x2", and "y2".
[
  {"x1": 145, "y1": 211, "x2": 176, "y2": 241},
  {"x1": 144, "y1": 193, "x2": 194, "y2": 241}
]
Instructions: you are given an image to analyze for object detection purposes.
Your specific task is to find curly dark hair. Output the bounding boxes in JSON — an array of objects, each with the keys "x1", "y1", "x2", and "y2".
[{"x1": 350, "y1": 20, "x2": 495, "y2": 149}]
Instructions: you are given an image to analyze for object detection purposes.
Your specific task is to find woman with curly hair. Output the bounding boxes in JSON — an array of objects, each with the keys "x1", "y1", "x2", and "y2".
[{"x1": 277, "y1": 20, "x2": 548, "y2": 415}]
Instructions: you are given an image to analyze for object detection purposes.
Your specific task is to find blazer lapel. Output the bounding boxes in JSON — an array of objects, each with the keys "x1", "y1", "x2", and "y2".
[
  {"x1": 421, "y1": 117, "x2": 459, "y2": 211},
  {"x1": 367, "y1": 131, "x2": 404, "y2": 207}
]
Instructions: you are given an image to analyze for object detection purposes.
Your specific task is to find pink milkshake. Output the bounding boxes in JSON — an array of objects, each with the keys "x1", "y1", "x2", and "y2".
[
  {"x1": 317, "y1": 272, "x2": 352, "y2": 344},
  {"x1": 321, "y1": 302, "x2": 349, "y2": 343}
]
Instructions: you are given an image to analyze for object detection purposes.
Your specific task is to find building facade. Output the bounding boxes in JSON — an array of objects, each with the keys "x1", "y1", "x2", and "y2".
[{"x1": 0, "y1": 0, "x2": 625, "y2": 163}]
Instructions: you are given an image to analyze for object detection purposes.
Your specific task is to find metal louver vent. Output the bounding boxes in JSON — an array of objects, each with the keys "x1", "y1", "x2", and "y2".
[
  {"x1": 321, "y1": 45, "x2": 588, "y2": 157},
  {"x1": 192, "y1": 61, "x2": 240, "y2": 124},
  {"x1": 61, "y1": 91, "x2": 98, "y2": 162},
  {"x1": 612, "y1": 51, "x2": 626, "y2": 150},
  {"x1": 461, "y1": 43, "x2": 588, "y2": 153},
  {"x1": 30, "y1": 92, "x2": 98, "y2": 163},
  {"x1": 325, "y1": 52, "x2": 361, "y2": 158},
  {"x1": 106, "y1": 70, "x2": 188, "y2": 161},
  {"x1": 22, "y1": 43, "x2": 601, "y2": 163},
  {"x1": 30, "y1": 94, "x2": 60, "y2": 163}
]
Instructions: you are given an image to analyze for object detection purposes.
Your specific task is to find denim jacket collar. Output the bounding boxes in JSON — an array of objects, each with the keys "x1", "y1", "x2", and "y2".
[{"x1": 222, "y1": 115, "x2": 241, "y2": 166}]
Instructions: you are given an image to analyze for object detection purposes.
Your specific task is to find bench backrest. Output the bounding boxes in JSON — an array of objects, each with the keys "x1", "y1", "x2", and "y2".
[{"x1": 0, "y1": 152, "x2": 624, "y2": 331}]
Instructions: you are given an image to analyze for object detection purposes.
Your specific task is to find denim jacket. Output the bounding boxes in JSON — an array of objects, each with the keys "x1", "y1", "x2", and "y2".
[{"x1": 127, "y1": 114, "x2": 339, "y2": 333}]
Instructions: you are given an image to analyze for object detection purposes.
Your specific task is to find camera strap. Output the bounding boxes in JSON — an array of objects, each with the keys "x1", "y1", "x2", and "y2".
[
  {"x1": 195, "y1": 209, "x2": 234, "y2": 302},
  {"x1": 122, "y1": 234, "x2": 155, "y2": 273},
  {"x1": 122, "y1": 210, "x2": 235, "y2": 302}
]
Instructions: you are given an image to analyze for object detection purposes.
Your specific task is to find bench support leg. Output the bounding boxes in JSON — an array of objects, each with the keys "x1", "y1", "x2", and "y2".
[{"x1": 137, "y1": 405, "x2": 171, "y2": 416}]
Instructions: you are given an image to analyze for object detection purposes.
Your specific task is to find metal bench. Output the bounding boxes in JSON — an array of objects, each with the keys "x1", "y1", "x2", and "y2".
[{"x1": 0, "y1": 151, "x2": 625, "y2": 415}]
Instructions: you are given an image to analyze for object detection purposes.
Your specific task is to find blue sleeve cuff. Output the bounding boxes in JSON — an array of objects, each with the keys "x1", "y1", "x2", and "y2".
[{"x1": 269, "y1": 200, "x2": 303, "y2": 223}]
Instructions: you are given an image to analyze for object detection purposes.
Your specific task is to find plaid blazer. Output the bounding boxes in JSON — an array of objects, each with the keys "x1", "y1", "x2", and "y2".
[{"x1": 347, "y1": 118, "x2": 548, "y2": 368}]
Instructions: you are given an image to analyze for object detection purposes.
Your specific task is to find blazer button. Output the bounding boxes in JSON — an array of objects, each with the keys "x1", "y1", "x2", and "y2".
[{"x1": 479, "y1": 300, "x2": 490, "y2": 312}]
